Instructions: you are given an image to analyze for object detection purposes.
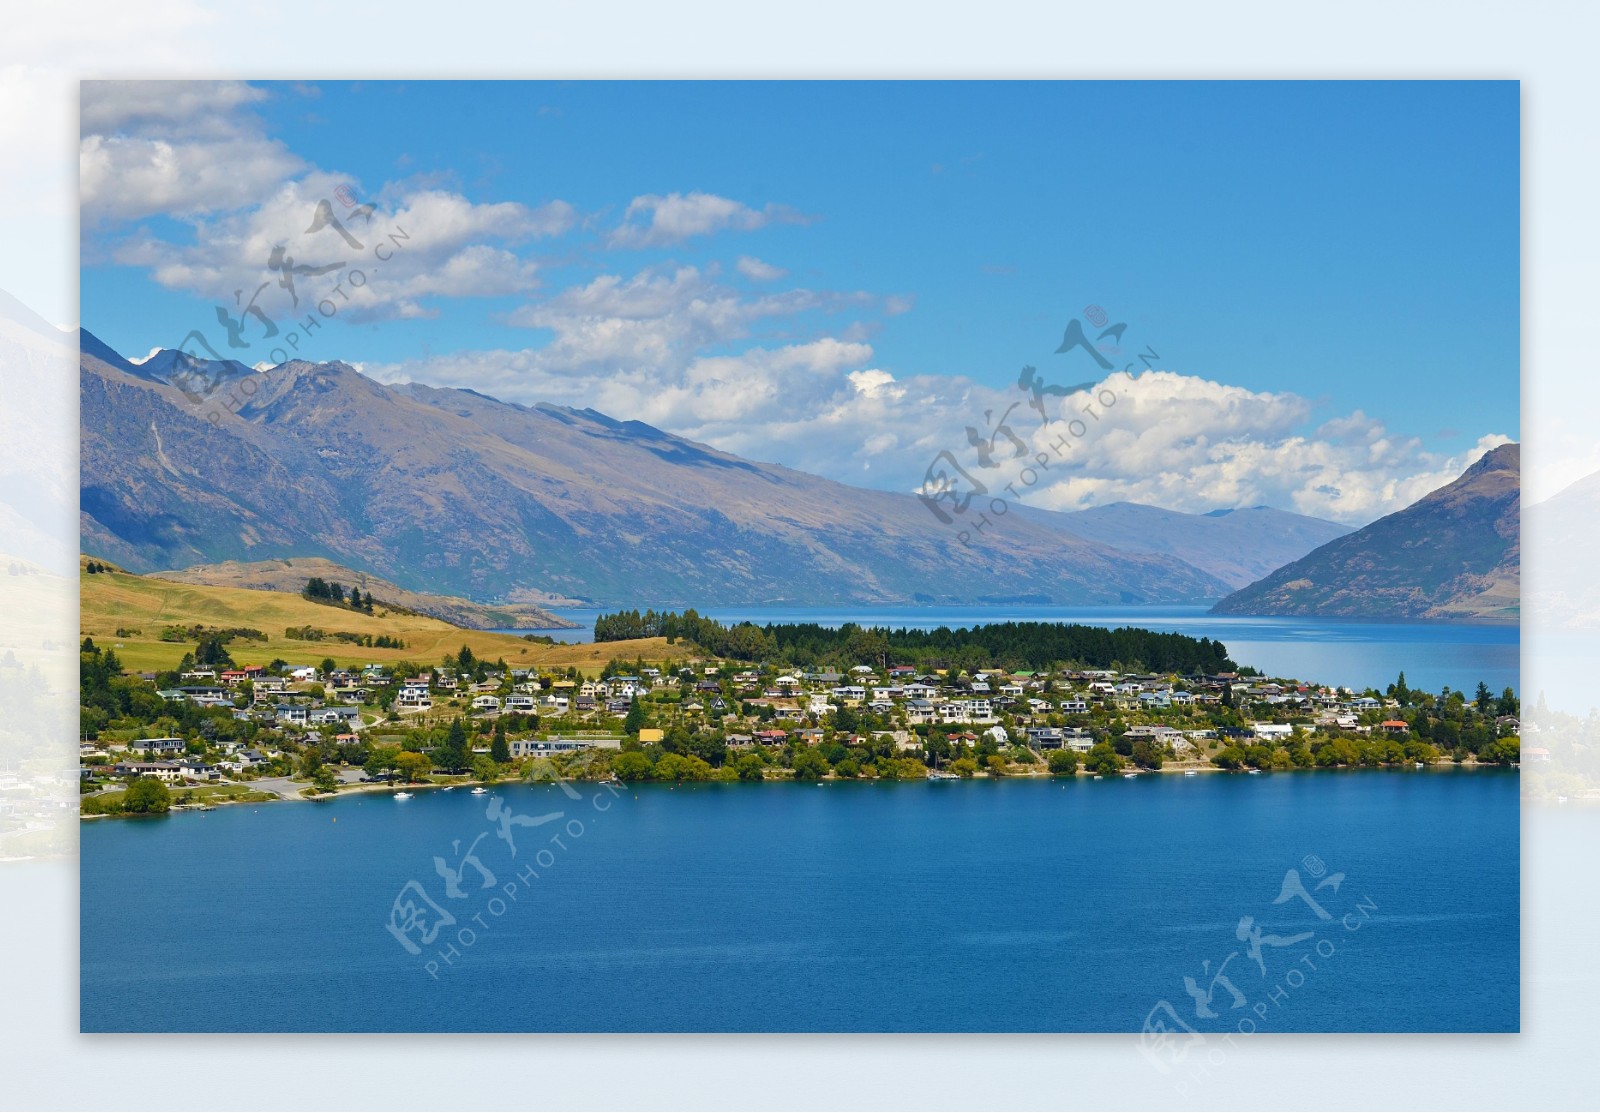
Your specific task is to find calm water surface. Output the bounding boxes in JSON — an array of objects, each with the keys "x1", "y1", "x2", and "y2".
[
  {"x1": 511, "y1": 604, "x2": 1518, "y2": 696},
  {"x1": 81, "y1": 770, "x2": 1518, "y2": 1032}
]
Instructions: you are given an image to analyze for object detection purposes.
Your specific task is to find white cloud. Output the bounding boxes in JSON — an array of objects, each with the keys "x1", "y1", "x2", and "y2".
[
  {"x1": 81, "y1": 132, "x2": 305, "y2": 224},
  {"x1": 376, "y1": 344, "x2": 1509, "y2": 526},
  {"x1": 81, "y1": 79, "x2": 266, "y2": 137},
  {"x1": 113, "y1": 174, "x2": 576, "y2": 322},
  {"x1": 736, "y1": 255, "x2": 787, "y2": 281},
  {"x1": 608, "y1": 191, "x2": 804, "y2": 248}
]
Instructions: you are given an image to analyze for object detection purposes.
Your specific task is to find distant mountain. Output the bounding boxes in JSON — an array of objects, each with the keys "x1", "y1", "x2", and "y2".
[
  {"x1": 0, "y1": 292, "x2": 74, "y2": 573},
  {"x1": 1045, "y1": 502, "x2": 1352, "y2": 590},
  {"x1": 148, "y1": 557, "x2": 578, "y2": 631},
  {"x1": 79, "y1": 330, "x2": 1236, "y2": 607},
  {"x1": 1525, "y1": 465, "x2": 1600, "y2": 628},
  {"x1": 1211, "y1": 443, "x2": 1520, "y2": 623}
]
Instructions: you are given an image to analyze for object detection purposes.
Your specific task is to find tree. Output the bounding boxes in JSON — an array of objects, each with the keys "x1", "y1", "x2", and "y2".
[
  {"x1": 471, "y1": 754, "x2": 502, "y2": 783},
  {"x1": 1473, "y1": 681, "x2": 1493, "y2": 714},
  {"x1": 1085, "y1": 742, "x2": 1121, "y2": 776},
  {"x1": 490, "y1": 719, "x2": 510, "y2": 764},
  {"x1": 623, "y1": 699, "x2": 647, "y2": 735},
  {"x1": 612, "y1": 751, "x2": 654, "y2": 782},
  {"x1": 311, "y1": 767, "x2": 340, "y2": 794},
  {"x1": 321, "y1": 657, "x2": 337, "y2": 677},
  {"x1": 123, "y1": 777, "x2": 171, "y2": 814},
  {"x1": 436, "y1": 718, "x2": 469, "y2": 772},
  {"x1": 950, "y1": 756, "x2": 979, "y2": 778},
  {"x1": 1131, "y1": 740, "x2": 1165, "y2": 770},
  {"x1": 791, "y1": 746, "x2": 830, "y2": 780},
  {"x1": 986, "y1": 754, "x2": 1009, "y2": 777},
  {"x1": 1047, "y1": 749, "x2": 1079, "y2": 775},
  {"x1": 395, "y1": 750, "x2": 432, "y2": 782},
  {"x1": 1392, "y1": 671, "x2": 1411, "y2": 704},
  {"x1": 734, "y1": 753, "x2": 767, "y2": 781}
]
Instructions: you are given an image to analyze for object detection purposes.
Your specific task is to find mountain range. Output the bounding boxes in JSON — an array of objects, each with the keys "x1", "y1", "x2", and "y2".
[
  {"x1": 1211, "y1": 443, "x2": 1520, "y2": 623},
  {"x1": 79, "y1": 331, "x2": 1412, "y2": 610}
]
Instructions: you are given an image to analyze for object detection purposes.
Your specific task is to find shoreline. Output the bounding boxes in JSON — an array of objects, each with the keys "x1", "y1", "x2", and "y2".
[{"x1": 80, "y1": 759, "x2": 1514, "y2": 819}]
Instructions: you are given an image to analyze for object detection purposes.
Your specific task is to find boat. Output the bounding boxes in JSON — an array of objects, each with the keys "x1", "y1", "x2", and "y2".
[
  {"x1": 394, "y1": 791, "x2": 413, "y2": 800},
  {"x1": 1415, "y1": 762, "x2": 1425, "y2": 769},
  {"x1": 442, "y1": 785, "x2": 454, "y2": 792},
  {"x1": 927, "y1": 770, "x2": 959, "y2": 781},
  {"x1": 1122, "y1": 773, "x2": 1138, "y2": 779},
  {"x1": 1247, "y1": 769, "x2": 1261, "y2": 775},
  {"x1": 1184, "y1": 771, "x2": 1198, "y2": 777},
  {"x1": 470, "y1": 786, "x2": 488, "y2": 795},
  {"x1": 1092, "y1": 775, "x2": 1103, "y2": 780}
]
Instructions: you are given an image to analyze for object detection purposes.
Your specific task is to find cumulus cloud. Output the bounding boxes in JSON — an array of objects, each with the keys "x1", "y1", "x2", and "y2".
[
  {"x1": 376, "y1": 334, "x2": 1512, "y2": 527},
  {"x1": 736, "y1": 255, "x2": 787, "y2": 281},
  {"x1": 79, "y1": 79, "x2": 306, "y2": 225},
  {"x1": 608, "y1": 191, "x2": 805, "y2": 248},
  {"x1": 113, "y1": 173, "x2": 576, "y2": 323}
]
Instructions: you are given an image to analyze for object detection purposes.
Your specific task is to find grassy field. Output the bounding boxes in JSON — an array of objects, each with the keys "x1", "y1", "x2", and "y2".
[{"x1": 80, "y1": 559, "x2": 689, "y2": 675}]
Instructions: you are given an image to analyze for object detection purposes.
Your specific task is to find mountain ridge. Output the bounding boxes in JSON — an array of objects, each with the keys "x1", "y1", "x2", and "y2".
[
  {"x1": 1210, "y1": 443, "x2": 1520, "y2": 623},
  {"x1": 80, "y1": 332, "x2": 1240, "y2": 607}
]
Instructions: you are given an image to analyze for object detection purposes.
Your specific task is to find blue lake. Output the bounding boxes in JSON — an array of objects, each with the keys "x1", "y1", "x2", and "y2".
[
  {"x1": 511, "y1": 604, "x2": 1518, "y2": 697},
  {"x1": 80, "y1": 770, "x2": 1518, "y2": 1033}
]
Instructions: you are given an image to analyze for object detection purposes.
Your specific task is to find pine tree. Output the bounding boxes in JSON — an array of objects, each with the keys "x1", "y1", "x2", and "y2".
[{"x1": 490, "y1": 719, "x2": 510, "y2": 763}]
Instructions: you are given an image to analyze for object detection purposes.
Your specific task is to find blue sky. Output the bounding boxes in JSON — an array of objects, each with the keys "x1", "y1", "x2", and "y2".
[{"x1": 80, "y1": 80, "x2": 1518, "y2": 522}]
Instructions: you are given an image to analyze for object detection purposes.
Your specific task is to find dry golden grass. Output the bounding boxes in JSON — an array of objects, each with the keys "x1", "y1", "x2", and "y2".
[{"x1": 80, "y1": 560, "x2": 687, "y2": 675}]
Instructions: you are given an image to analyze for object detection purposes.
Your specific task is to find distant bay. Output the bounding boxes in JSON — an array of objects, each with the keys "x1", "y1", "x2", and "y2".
[{"x1": 502, "y1": 605, "x2": 1518, "y2": 696}]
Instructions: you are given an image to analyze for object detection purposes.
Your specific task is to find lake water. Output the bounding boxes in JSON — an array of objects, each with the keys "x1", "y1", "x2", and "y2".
[
  {"x1": 509, "y1": 605, "x2": 1519, "y2": 696},
  {"x1": 80, "y1": 770, "x2": 1518, "y2": 1033}
]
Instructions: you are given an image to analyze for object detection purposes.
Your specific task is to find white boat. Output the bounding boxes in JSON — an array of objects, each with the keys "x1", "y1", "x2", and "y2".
[
  {"x1": 394, "y1": 791, "x2": 413, "y2": 800},
  {"x1": 470, "y1": 786, "x2": 488, "y2": 795},
  {"x1": 1123, "y1": 773, "x2": 1138, "y2": 779},
  {"x1": 1415, "y1": 762, "x2": 1425, "y2": 768},
  {"x1": 1184, "y1": 771, "x2": 1198, "y2": 777},
  {"x1": 442, "y1": 785, "x2": 454, "y2": 792},
  {"x1": 1247, "y1": 769, "x2": 1261, "y2": 775},
  {"x1": 1092, "y1": 775, "x2": 1103, "y2": 780}
]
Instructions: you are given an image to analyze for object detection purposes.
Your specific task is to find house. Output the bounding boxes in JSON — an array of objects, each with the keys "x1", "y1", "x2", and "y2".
[
  {"x1": 754, "y1": 729, "x2": 789, "y2": 747},
  {"x1": 155, "y1": 689, "x2": 188, "y2": 703},
  {"x1": 540, "y1": 695, "x2": 570, "y2": 714},
  {"x1": 1379, "y1": 720, "x2": 1410, "y2": 735},
  {"x1": 309, "y1": 706, "x2": 361, "y2": 728},
  {"x1": 135, "y1": 737, "x2": 186, "y2": 755},
  {"x1": 288, "y1": 666, "x2": 319, "y2": 682},
  {"x1": 504, "y1": 694, "x2": 538, "y2": 713},
  {"x1": 1058, "y1": 698, "x2": 1089, "y2": 714},
  {"x1": 177, "y1": 760, "x2": 221, "y2": 782},
  {"x1": 1251, "y1": 723, "x2": 1295, "y2": 740},
  {"x1": 1027, "y1": 727, "x2": 1065, "y2": 749},
  {"x1": 114, "y1": 761, "x2": 181, "y2": 782},
  {"x1": 275, "y1": 704, "x2": 310, "y2": 727},
  {"x1": 508, "y1": 737, "x2": 623, "y2": 757},
  {"x1": 471, "y1": 695, "x2": 502, "y2": 713}
]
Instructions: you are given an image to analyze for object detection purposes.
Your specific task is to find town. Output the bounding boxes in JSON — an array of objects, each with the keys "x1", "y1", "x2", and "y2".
[{"x1": 78, "y1": 612, "x2": 1522, "y2": 815}]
